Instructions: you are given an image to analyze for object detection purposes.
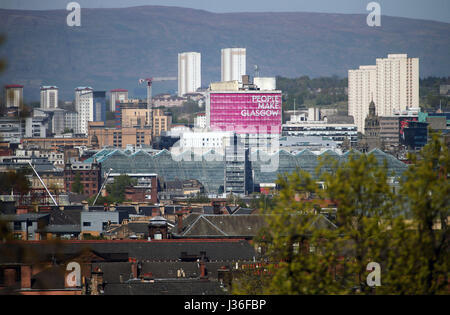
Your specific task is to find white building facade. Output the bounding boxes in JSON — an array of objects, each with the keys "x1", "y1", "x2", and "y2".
[
  {"x1": 348, "y1": 65, "x2": 377, "y2": 133},
  {"x1": 110, "y1": 89, "x2": 128, "y2": 112},
  {"x1": 194, "y1": 113, "x2": 207, "y2": 129},
  {"x1": 376, "y1": 54, "x2": 419, "y2": 117},
  {"x1": 178, "y1": 52, "x2": 201, "y2": 97},
  {"x1": 75, "y1": 87, "x2": 94, "y2": 135},
  {"x1": 253, "y1": 77, "x2": 276, "y2": 91},
  {"x1": 40, "y1": 86, "x2": 59, "y2": 109},
  {"x1": 348, "y1": 54, "x2": 419, "y2": 134},
  {"x1": 221, "y1": 48, "x2": 246, "y2": 83}
]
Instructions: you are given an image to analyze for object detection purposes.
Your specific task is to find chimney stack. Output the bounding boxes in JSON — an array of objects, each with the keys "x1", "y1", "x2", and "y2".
[
  {"x1": 199, "y1": 261, "x2": 207, "y2": 279},
  {"x1": 90, "y1": 267, "x2": 104, "y2": 295},
  {"x1": 4, "y1": 268, "x2": 16, "y2": 287},
  {"x1": 176, "y1": 211, "x2": 183, "y2": 234},
  {"x1": 130, "y1": 258, "x2": 138, "y2": 279},
  {"x1": 21, "y1": 265, "x2": 32, "y2": 289}
]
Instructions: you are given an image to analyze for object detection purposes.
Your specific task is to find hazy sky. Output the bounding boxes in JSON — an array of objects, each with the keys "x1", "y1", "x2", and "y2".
[{"x1": 1, "y1": 0, "x2": 449, "y2": 23}]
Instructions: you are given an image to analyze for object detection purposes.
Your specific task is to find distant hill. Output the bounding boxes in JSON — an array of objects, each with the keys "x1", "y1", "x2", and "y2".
[{"x1": 0, "y1": 5, "x2": 449, "y2": 100}]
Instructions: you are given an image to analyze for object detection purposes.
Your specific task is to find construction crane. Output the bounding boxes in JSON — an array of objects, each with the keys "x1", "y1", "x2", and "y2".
[
  {"x1": 138, "y1": 77, "x2": 176, "y2": 140},
  {"x1": 27, "y1": 161, "x2": 58, "y2": 206},
  {"x1": 138, "y1": 77, "x2": 177, "y2": 109},
  {"x1": 92, "y1": 168, "x2": 113, "y2": 206}
]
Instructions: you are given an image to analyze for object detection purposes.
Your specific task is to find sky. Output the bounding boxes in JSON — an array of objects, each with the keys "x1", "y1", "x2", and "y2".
[{"x1": 1, "y1": 0, "x2": 449, "y2": 23}]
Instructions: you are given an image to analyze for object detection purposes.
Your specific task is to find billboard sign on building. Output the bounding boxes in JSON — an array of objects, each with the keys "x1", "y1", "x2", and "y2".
[{"x1": 208, "y1": 92, "x2": 282, "y2": 134}]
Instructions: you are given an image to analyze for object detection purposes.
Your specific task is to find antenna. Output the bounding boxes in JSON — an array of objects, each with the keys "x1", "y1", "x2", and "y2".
[
  {"x1": 294, "y1": 98, "x2": 296, "y2": 117},
  {"x1": 254, "y1": 65, "x2": 260, "y2": 77}
]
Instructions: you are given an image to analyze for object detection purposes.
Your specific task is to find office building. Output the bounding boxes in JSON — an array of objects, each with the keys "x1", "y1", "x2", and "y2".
[
  {"x1": 74, "y1": 87, "x2": 94, "y2": 135},
  {"x1": 110, "y1": 89, "x2": 128, "y2": 112},
  {"x1": 25, "y1": 116, "x2": 50, "y2": 138},
  {"x1": 224, "y1": 133, "x2": 252, "y2": 196},
  {"x1": 0, "y1": 116, "x2": 25, "y2": 144},
  {"x1": 221, "y1": 48, "x2": 246, "y2": 82},
  {"x1": 64, "y1": 160, "x2": 101, "y2": 197},
  {"x1": 40, "y1": 86, "x2": 58, "y2": 109},
  {"x1": 114, "y1": 99, "x2": 148, "y2": 128},
  {"x1": 93, "y1": 91, "x2": 106, "y2": 122},
  {"x1": 64, "y1": 111, "x2": 78, "y2": 133},
  {"x1": 88, "y1": 121, "x2": 152, "y2": 149},
  {"x1": 282, "y1": 118, "x2": 358, "y2": 147},
  {"x1": 194, "y1": 112, "x2": 207, "y2": 129},
  {"x1": 152, "y1": 108, "x2": 172, "y2": 137},
  {"x1": 178, "y1": 52, "x2": 201, "y2": 96},
  {"x1": 206, "y1": 89, "x2": 282, "y2": 135},
  {"x1": 401, "y1": 121, "x2": 428, "y2": 151}
]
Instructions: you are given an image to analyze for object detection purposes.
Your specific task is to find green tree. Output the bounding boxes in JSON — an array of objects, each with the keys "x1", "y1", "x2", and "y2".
[
  {"x1": 378, "y1": 133, "x2": 449, "y2": 294},
  {"x1": 234, "y1": 138, "x2": 449, "y2": 295},
  {"x1": 0, "y1": 170, "x2": 31, "y2": 196},
  {"x1": 105, "y1": 174, "x2": 137, "y2": 203},
  {"x1": 317, "y1": 152, "x2": 394, "y2": 294},
  {"x1": 71, "y1": 172, "x2": 84, "y2": 194},
  {"x1": 233, "y1": 169, "x2": 343, "y2": 294}
]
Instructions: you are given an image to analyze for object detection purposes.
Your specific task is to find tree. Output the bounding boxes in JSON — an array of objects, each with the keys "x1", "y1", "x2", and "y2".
[
  {"x1": 105, "y1": 174, "x2": 136, "y2": 203},
  {"x1": 234, "y1": 138, "x2": 449, "y2": 295},
  {"x1": 233, "y1": 169, "x2": 344, "y2": 294},
  {"x1": 378, "y1": 133, "x2": 449, "y2": 294},
  {"x1": 317, "y1": 152, "x2": 394, "y2": 294},
  {"x1": 71, "y1": 172, "x2": 84, "y2": 194},
  {"x1": 0, "y1": 170, "x2": 31, "y2": 196}
]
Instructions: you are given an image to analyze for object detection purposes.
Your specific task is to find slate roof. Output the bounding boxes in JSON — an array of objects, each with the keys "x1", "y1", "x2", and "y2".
[
  {"x1": 48, "y1": 207, "x2": 81, "y2": 225},
  {"x1": 39, "y1": 224, "x2": 81, "y2": 233},
  {"x1": 202, "y1": 206, "x2": 215, "y2": 214},
  {"x1": 174, "y1": 214, "x2": 337, "y2": 238},
  {"x1": 68, "y1": 193, "x2": 89, "y2": 204},
  {"x1": 30, "y1": 265, "x2": 66, "y2": 290},
  {"x1": 115, "y1": 206, "x2": 138, "y2": 215},
  {"x1": 92, "y1": 260, "x2": 234, "y2": 286},
  {"x1": 0, "y1": 213, "x2": 50, "y2": 222},
  {"x1": 232, "y1": 208, "x2": 255, "y2": 215},
  {"x1": 103, "y1": 279, "x2": 224, "y2": 295},
  {"x1": 174, "y1": 214, "x2": 267, "y2": 238},
  {"x1": 0, "y1": 239, "x2": 257, "y2": 264}
]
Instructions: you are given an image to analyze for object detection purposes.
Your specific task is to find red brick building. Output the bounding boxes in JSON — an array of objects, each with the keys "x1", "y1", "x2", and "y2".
[{"x1": 64, "y1": 160, "x2": 102, "y2": 196}]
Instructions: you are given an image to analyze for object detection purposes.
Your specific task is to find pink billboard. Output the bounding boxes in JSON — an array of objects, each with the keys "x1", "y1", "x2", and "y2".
[{"x1": 209, "y1": 92, "x2": 282, "y2": 134}]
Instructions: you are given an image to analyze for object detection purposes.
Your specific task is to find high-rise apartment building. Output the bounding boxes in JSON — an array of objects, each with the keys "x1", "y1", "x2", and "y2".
[
  {"x1": 110, "y1": 89, "x2": 128, "y2": 112},
  {"x1": 221, "y1": 48, "x2": 246, "y2": 82},
  {"x1": 4, "y1": 84, "x2": 24, "y2": 108},
  {"x1": 375, "y1": 54, "x2": 419, "y2": 117},
  {"x1": 178, "y1": 52, "x2": 201, "y2": 97},
  {"x1": 348, "y1": 65, "x2": 377, "y2": 133},
  {"x1": 75, "y1": 87, "x2": 94, "y2": 135},
  {"x1": 74, "y1": 88, "x2": 106, "y2": 135},
  {"x1": 93, "y1": 91, "x2": 106, "y2": 122},
  {"x1": 348, "y1": 54, "x2": 419, "y2": 133},
  {"x1": 40, "y1": 86, "x2": 58, "y2": 109}
]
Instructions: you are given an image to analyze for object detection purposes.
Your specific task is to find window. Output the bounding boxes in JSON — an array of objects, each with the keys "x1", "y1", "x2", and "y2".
[
  {"x1": 13, "y1": 221, "x2": 22, "y2": 231},
  {"x1": 83, "y1": 222, "x2": 91, "y2": 227}
]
